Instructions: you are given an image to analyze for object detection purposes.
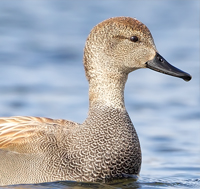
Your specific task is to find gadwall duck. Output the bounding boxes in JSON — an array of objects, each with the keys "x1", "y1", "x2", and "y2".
[{"x1": 0, "y1": 17, "x2": 191, "y2": 186}]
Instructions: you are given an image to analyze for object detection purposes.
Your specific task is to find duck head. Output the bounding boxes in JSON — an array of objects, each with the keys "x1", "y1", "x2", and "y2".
[{"x1": 84, "y1": 17, "x2": 191, "y2": 82}]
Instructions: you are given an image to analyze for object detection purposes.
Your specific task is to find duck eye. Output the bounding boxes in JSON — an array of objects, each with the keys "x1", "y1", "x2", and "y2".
[{"x1": 130, "y1": 36, "x2": 138, "y2": 42}]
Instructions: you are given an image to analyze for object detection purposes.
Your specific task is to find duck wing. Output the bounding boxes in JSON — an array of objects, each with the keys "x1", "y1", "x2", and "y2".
[{"x1": 0, "y1": 116, "x2": 78, "y2": 153}]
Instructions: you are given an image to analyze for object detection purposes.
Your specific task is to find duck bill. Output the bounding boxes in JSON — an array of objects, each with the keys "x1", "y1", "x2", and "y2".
[{"x1": 146, "y1": 52, "x2": 191, "y2": 81}]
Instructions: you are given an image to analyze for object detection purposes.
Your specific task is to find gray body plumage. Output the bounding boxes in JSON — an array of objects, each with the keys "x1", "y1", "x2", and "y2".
[{"x1": 0, "y1": 105, "x2": 141, "y2": 185}]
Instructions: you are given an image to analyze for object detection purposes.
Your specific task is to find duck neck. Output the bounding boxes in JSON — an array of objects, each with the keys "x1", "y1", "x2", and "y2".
[{"x1": 88, "y1": 72, "x2": 128, "y2": 110}]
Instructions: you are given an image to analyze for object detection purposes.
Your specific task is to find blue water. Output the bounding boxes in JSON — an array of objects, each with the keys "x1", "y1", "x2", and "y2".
[{"x1": 0, "y1": 0, "x2": 199, "y2": 188}]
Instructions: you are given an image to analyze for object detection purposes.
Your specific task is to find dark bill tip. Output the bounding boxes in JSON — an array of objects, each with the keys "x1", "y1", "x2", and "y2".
[{"x1": 146, "y1": 53, "x2": 192, "y2": 82}]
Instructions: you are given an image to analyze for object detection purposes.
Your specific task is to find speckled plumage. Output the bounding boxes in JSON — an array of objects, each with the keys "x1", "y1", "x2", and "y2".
[
  {"x1": 0, "y1": 17, "x2": 190, "y2": 186},
  {"x1": 0, "y1": 106, "x2": 141, "y2": 185}
]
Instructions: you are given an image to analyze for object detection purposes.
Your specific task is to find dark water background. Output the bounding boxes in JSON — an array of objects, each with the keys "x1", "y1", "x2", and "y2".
[{"x1": 0, "y1": 0, "x2": 199, "y2": 188}]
